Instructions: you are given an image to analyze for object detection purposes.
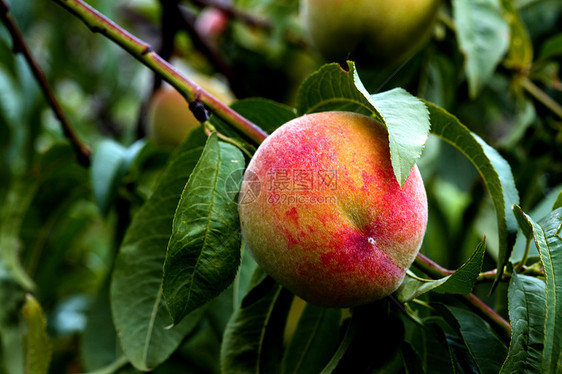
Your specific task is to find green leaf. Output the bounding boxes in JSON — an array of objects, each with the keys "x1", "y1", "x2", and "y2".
[
  {"x1": 225, "y1": 98, "x2": 297, "y2": 134},
  {"x1": 281, "y1": 304, "x2": 341, "y2": 374},
  {"x1": 82, "y1": 277, "x2": 121, "y2": 371},
  {"x1": 162, "y1": 132, "x2": 245, "y2": 324},
  {"x1": 220, "y1": 276, "x2": 293, "y2": 374},
  {"x1": 84, "y1": 356, "x2": 129, "y2": 374},
  {"x1": 452, "y1": 0, "x2": 510, "y2": 97},
  {"x1": 21, "y1": 294, "x2": 52, "y2": 374},
  {"x1": 210, "y1": 98, "x2": 297, "y2": 151},
  {"x1": 91, "y1": 139, "x2": 146, "y2": 216},
  {"x1": 426, "y1": 102, "x2": 519, "y2": 286},
  {"x1": 502, "y1": 0, "x2": 534, "y2": 70},
  {"x1": 417, "y1": 322, "x2": 457, "y2": 373},
  {"x1": 500, "y1": 273, "x2": 546, "y2": 373},
  {"x1": 511, "y1": 186, "x2": 562, "y2": 262},
  {"x1": 369, "y1": 88, "x2": 431, "y2": 186},
  {"x1": 110, "y1": 129, "x2": 207, "y2": 371},
  {"x1": 397, "y1": 238, "x2": 486, "y2": 302},
  {"x1": 0, "y1": 178, "x2": 36, "y2": 290},
  {"x1": 319, "y1": 318, "x2": 357, "y2": 374},
  {"x1": 442, "y1": 306, "x2": 508, "y2": 374},
  {"x1": 512, "y1": 206, "x2": 562, "y2": 373},
  {"x1": 296, "y1": 62, "x2": 430, "y2": 186},
  {"x1": 553, "y1": 190, "x2": 562, "y2": 210},
  {"x1": 538, "y1": 33, "x2": 562, "y2": 61},
  {"x1": 0, "y1": 269, "x2": 26, "y2": 374},
  {"x1": 322, "y1": 302, "x2": 404, "y2": 373}
]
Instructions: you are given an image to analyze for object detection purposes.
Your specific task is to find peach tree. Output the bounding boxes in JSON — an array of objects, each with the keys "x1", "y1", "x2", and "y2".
[{"x1": 0, "y1": 0, "x2": 560, "y2": 373}]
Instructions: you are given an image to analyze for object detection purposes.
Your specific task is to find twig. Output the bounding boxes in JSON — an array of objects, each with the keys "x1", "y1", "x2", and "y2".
[
  {"x1": 175, "y1": 5, "x2": 235, "y2": 85},
  {"x1": 414, "y1": 253, "x2": 512, "y2": 341},
  {"x1": 190, "y1": 0, "x2": 270, "y2": 30},
  {"x1": 521, "y1": 76, "x2": 562, "y2": 120},
  {"x1": 189, "y1": 0, "x2": 307, "y2": 48},
  {"x1": 414, "y1": 253, "x2": 454, "y2": 277},
  {"x1": 52, "y1": 0, "x2": 269, "y2": 145},
  {"x1": 0, "y1": 0, "x2": 91, "y2": 167}
]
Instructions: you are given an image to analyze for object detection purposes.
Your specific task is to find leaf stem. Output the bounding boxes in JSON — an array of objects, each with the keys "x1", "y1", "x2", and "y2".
[
  {"x1": 414, "y1": 253, "x2": 512, "y2": 341},
  {"x1": 521, "y1": 76, "x2": 562, "y2": 120},
  {"x1": 514, "y1": 236, "x2": 531, "y2": 272},
  {"x1": 0, "y1": 0, "x2": 91, "y2": 167},
  {"x1": 51, "y1": 0, "x2": 269, "y2": 145}
]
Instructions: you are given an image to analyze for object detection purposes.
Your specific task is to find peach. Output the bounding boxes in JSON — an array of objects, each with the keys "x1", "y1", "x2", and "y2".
[
  {"x1": 238, "y1": 111, "x2": 427, "y2": 307},
  {"x1": 301, "y1": 0, "x2": 441, "y2": 67},
  {"x1": 146, "y1": 73, "x2": 235, "y2": 148}
]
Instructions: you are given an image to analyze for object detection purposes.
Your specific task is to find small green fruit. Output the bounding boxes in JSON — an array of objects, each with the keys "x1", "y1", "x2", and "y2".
[{"x1": 301, "y1": 0, "x2": 441, "y2": 67}]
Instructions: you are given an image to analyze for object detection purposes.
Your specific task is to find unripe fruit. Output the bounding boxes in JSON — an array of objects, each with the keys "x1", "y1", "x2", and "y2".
[
  {"x1": 301, "y1": 0, "x2": 441, "y2": 67},
  {"x1": 146, "y1": 74, "x2": 235, "y2": 148},
  {"x1": 238, "y1": 111, "x2": 427, "y2": 307}
]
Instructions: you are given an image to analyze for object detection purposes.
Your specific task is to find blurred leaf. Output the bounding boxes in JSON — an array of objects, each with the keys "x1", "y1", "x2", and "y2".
[
  {"x1": 322, "y1": 302, "x2": 404, "y2": 373},
  {"x1": 85, "y1": 356, "x2": 129, "y2": 374},
  {"x1": 537, "y1": 33, "x2": 562, "y2": 61},
  {"x1": 221, "y1": 276, "x2": 293, "y2": 374},
  {"x1": 512, "y1": 206, "x2": 562, "y2": 373},
  {"x1": 502, "y1": 0, "x2": 534, "y2": 70},
  {"x1": 442, "y1": 306, "x2": 508, "y2": 374},
  {"x1": 319, "y1": 318, "x2": 356, "y2": 373},
  {"x1": 82, "y1": 277, "x2": 121, "y2": 371},
  {"x1": 281, "y1": 304, "x2": 340, "y2": 374},
  {"x1": 400, "y1": 343, "x2": 424, "y2": 374},
  {"x1": 500, "y1": 273, "x2": 545, "y2": 373},
  {"x1": 162, "y1": 133, "x2": 245, "y2": 324},
  {"x1": 92, "y1": 139, "x2": 146, "y2": 216},
  {"x1": 296, "y1": 62, "x2": 430, "y2": 186},
  {"x1": 418, "y1": 53, "x2": 459, "y2": 110},
  {"x1": 426, "y1": 102, "x2": 519, "y2": 286},
  {"x1": 397, "y1": 238, "x2": 486, "y2": 302},
  {"x1": 111, "y1": 129, "x2": 207, "y2": 371},
  {"x1": 21, "y1": 294, "x2": 52, "y2": 374},
  {"x1": 453, "y1": 0, "x2": 510, "y2": 97},
  {"x1": 0, "y1": 270, "x2": 26, "y2": 374},
  {"x1": 0, "y1": 178, "x2": 36, "y2": 290}
]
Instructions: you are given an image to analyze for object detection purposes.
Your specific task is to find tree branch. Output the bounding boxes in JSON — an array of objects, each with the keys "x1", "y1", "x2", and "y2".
[
  {"x1": 414, "y1": 253, "x2": 512, "y2": 341},
  {"x1": 190, "y1": 0, "x2": 270, "y2": 30},
  {"x1": 521, "y1": 76, "x2": 562, "y2": 120},
  {"x1": 52, "y1": 0, "x2": 269, "y2": 145},
  {"x1": 0, "y1": 0, "x2": 91, "y2": 167}
]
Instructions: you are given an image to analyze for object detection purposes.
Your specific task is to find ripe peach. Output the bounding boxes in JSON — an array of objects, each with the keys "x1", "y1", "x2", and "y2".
[
  {"x1": 301, "y1": 0, "x2": 441, "y2": 67},
  {"x1": 238, "y1": 111, "x2": 427, "y2": 307}
]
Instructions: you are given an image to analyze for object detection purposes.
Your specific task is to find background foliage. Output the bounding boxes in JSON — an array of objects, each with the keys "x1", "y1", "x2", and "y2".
[{"x1": 0, "y1": 0, "x2": 561, "y2": 373}]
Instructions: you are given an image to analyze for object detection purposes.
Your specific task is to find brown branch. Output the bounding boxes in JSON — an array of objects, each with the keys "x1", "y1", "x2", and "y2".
[
  {"x1": 0, "y1": 0, "x2": 91, "y2": 167},
  {"x1": 52, "y1": 0, "x2": 269, "y2": 145},
  {"x1": 189, "y1": 0, "x2": 307, "y2": 48},
  {"x1": 414, "y1": 253, "x2": 512, "y2": 342},
  {"x1": 176, "y1": 4, "x2": 235, "y2": 85}
]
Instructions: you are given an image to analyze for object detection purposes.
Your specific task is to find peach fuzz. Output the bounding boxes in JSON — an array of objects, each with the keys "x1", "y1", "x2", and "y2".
[{"x1": 238, "y1": 111, "x2": 428, "y2": 307}]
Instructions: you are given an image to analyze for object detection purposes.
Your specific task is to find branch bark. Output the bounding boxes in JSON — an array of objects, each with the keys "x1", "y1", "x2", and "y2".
[
  {"x1": 414, "y1": 253, "x2": 512, "y2": 342},
  {"x1": 0, "y1": 0, "x2": 91, "y2": 167},
  {"x1": 52, "y1": 0, "x2": 269, "y2": 145}
]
